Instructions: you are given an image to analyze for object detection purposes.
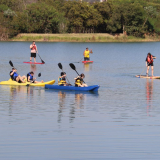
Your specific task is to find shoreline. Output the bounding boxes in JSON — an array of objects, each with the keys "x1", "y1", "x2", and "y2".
[{"x1": 9, "y1": 33, "x2": 160, "y2": 42}]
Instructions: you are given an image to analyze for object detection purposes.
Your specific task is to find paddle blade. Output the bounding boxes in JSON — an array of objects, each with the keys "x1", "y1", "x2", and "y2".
[
  {"x1": 9, "y1": 60, "x2": 14, "y2": 67},
  {"x1": 69, "y1": 63, "x2": 76, "y2": 70},
  {"x1": 38, "y1": 73, "x2": 41, "y2": 77},
  {"x1": 58, "y1": 63, "x2": 63, "y2": 70},
  {"x1": 41, "y1": 60, "x2": 45, "y2": 64}
]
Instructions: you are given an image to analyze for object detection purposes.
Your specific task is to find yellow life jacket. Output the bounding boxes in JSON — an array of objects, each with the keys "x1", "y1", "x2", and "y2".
[
  {"x1": 84, "y1": 50, "x2": 90, "y2": 58},
  {"x1": 58, "y1": 76, "x2": 66, "y2": 85},
  {"x1": 75, "y1": 78, "x2": 83, "y2": 86}
]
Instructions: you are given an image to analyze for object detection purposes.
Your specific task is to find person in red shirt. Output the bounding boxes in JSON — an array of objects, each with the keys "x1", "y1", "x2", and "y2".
[{"x1": 30, "y1": 41, "x2": 38, "y2": 63}]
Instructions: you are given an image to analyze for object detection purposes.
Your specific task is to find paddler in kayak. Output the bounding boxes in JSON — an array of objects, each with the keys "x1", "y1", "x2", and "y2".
[
  {"x1": 27, "y1": 71, "x2": 44, "y2": 83},
  {"x1": 58, "y1": 72, "x2": 70, "y2": 86},
  {"x1": 146, "y1": 53, "x2": 156, "y2": 77},
  {"x1": 10, "y1": 68, "x2": 26, "y2": 83},
  {"x1": 83, "y1": 47, "x2": 93, "y2": 61},
  {"x1": 30, "y1": 41, "x2": 38, "y2": 63},
  {"x1": 74, "y1": 73, "x2": 88, "y2": 87}
]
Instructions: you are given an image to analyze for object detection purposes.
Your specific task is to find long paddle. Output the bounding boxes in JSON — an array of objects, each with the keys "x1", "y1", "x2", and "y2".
[
  {"x1": 74, "y1": 58, "x2": 83, "y2": 63},
  {"x1": 69, "y1": 63, "x2": 86, "y2": 83},
  {"x1": 58, "y1": 63, "x2": 71, "y2": 84},
  {"x1": 9, "y1": 60, "x2": 15, "y2": 68},
  {"x1": 9, "y1": 60, "x2": 19, "y2": 75},
  {"x1": 37, "y1": 53, "x2": 45, "y2": 64}
]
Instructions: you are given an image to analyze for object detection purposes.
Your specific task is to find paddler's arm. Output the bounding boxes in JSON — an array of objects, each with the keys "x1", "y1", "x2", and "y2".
[
  {"x1": 30, "y1": 45, "x2": 33, "y2": 49},
  {"x1": 153, "y1": 56, "x2": 156, "y2": 59},
  {"x1": 83, "y1": 51, "x2": 85, "y2": 56},
  {"x1": 10, "y1": 71, "x2": 14, "y2": 76},
  {"x1": 90, "y1": 49, "x2": 93, "y2": 53}
]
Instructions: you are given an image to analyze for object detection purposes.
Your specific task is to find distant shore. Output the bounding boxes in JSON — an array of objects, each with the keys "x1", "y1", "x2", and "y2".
[{"x1": 10, "y1": 33, "x2": 160, "y2": 42}]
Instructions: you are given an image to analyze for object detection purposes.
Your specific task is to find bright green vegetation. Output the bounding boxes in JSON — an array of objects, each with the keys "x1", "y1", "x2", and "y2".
[{"x1": 1, "y1": 0, "x2": 160, "y2": 41}]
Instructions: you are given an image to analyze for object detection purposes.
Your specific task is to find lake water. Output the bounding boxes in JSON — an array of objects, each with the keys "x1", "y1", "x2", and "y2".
[{"x1": 0, "y1": 41, "x2": 160, "y2": 160}]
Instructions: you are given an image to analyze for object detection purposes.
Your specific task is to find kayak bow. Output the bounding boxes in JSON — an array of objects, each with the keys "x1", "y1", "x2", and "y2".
[{"x1": 0, "y1": 79, "x2": 55, "y2": 86}]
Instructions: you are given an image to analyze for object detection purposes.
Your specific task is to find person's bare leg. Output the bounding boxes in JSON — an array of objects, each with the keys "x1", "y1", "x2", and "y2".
[
  {"x1": 18, "y1": 76, "x2": 25, "y2": 83},
  {"x1": 83, "y1": 84, "x2": 88, "y2": 87},
  {"x1": 30, "y1": 57, "x2": 32, "y2": 62},
  {"x1": 34, "y1": 57, "x2": 36, "y2": 63},
  {"x1": 16, "y1": 77, "x2": 20, "y2": 82},
  {"x1": 21, "y1": 75, "x2": 26, "y2": 80},
  {"x1": 146, "y1": 66, "x2": 149, "y2": 76},
  {"x1": 151, "y1": 66, "x2": 154, "y2": 76}
]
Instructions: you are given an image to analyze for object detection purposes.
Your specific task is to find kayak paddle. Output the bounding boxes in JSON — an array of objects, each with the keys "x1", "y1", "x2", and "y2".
[
  {"x1": 58, "y1": 63, "x2": 71, "y2": 84},
  {"x1": 74, "y1": 58, "x2": 83, "y2": 63},
  {"x1": 9, "y1": 60, "x2": 16, "y2": 68},
  {"x1": 38, "y1": 72, "x2": 41, "y2": 77},
  {"x1": 9, "y1": 60, "x2": 19, "y2": 75},
  {"x1": 69, "y1": 63, "x2": 86, "y2": 83},
  {"x1": 37, "y1": 53, "x2": 45, "y2": 64}
]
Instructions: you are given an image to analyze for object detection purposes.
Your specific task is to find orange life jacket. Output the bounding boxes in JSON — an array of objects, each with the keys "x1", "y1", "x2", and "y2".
[{"x1": 147, "y1": 55, "x2": 153, "y2": 64}]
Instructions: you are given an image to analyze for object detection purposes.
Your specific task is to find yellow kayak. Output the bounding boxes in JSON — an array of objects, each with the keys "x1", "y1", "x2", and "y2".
[{"x1": 0, "y1": 79, "x2": 55, "y2": 86}]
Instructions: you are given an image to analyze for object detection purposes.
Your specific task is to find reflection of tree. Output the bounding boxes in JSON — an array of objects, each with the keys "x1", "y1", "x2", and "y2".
[{"x1": 146, "y1": 79, "x2": 153, "y2": 116}]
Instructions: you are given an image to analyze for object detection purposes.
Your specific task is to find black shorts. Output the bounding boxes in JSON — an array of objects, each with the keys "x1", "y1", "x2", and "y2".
[
  {"x1": 13, "y1": 76, "x2": 18, "y2": 81},
  {"x1": 31, "y1": 53, "x2": 36, "y2": 58},
  {"x1": 148, "y1": 63, "x2": 154, "y2": 66},
  {"x1": 84, "y1": 57, "x2": 90, "y2": 61}
]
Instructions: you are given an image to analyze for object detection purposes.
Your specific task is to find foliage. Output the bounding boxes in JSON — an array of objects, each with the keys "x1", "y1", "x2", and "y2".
[{"x1": 0, "y1": 0, "x2": 160, "y2": 39}]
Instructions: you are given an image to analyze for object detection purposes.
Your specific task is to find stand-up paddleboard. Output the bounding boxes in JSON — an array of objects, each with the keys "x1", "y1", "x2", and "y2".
[
  {"x1": 82, "y1": 61, "x2": 93, "y2": 64},
  {"x1": 23, "y1": 62, "x2": 45, "y2": 64},
  {"x1": 136, "y1": 75, "x2": 160, "y2": 79}
]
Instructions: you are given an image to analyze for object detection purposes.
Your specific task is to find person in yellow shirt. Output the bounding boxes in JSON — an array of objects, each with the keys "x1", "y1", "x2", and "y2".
[{"x1": 83, "y1": 47, "x2": 93, "y2": 61}]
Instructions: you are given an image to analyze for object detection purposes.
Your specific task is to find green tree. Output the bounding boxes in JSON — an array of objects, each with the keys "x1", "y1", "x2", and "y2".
[{"x1": 12, "y1": 2, "x2": 65, "y2": 33}]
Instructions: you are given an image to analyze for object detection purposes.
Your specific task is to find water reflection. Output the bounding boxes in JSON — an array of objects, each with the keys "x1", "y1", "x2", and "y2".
[
  {"x1": 1, "y1": 85, "x2": 44, "y2": 109},
  {"x1": 83, "y1": 63, "x2": 92, "y2": 72},
  {"x1": 57, "y1": 90, "x2": 98, "y2": 123},
  {"x1": 30, "y1": 64, "x2": 37, "y2": 73},
  {"x1": 146, "y1": 79, "x2": 153, "y2": 116}
]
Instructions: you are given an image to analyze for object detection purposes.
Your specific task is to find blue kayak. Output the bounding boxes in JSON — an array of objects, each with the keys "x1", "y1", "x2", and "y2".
[{"x1": 45, "y1": 85, "x2": 100, "y2": 92}]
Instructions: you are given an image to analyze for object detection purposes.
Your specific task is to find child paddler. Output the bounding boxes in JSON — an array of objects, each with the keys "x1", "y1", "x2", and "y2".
[
  {"x1": 58, "y1": 72, "x2": 70, "y2": 86},
  {"x1": 74, "y1": 73, "x2": 88, "y2": 87},
  {"x1": 27, "y1": 71, "x2": 44, "y2": 83},
  {"x1": 146, "y1": 53, "x2": 156, "y2": 77},
  {"x1": 10, "y1": 68, "x2": 26, "y2": 83},
  {"x1": 83, "y1": 47, "x2": 93, "y2": 61}
]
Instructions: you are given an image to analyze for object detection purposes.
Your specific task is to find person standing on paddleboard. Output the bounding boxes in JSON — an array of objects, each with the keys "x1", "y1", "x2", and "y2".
[
  {"x1": 146, "y1": 53, "x2": 156, "y2": 77},
  {"x1": 83, "y1": 47, "x2": 93, "y2": 61},
  {"x1": 30, "y1": 41, "x2": 38, "y2": 63}
]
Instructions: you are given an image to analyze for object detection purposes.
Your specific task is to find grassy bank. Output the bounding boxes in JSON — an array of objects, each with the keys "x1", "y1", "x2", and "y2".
[{"x1": 10, "y1": 33, "x2": 160, "y2": 42}]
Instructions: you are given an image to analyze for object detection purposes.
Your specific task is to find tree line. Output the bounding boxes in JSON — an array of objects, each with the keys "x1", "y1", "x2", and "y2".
[{"x1": 0, "y1": 0, "x2": 160, "y2": 40}]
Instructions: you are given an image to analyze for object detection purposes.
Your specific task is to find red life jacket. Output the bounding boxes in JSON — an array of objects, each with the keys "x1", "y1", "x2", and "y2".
[
  {"x1": 31, "y1": 45, "x2": 37, "y2": 50},
  {"x1": 147, "y1": 55, "x2": 153, "y2": 64}
]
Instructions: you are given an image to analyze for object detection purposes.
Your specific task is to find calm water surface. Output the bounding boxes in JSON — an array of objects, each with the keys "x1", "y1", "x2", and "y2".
[{"x1": 0, "y1": 42, "x2": 160, "y2": 160}]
